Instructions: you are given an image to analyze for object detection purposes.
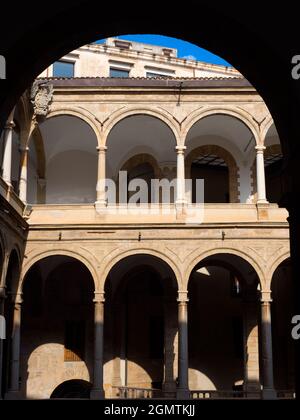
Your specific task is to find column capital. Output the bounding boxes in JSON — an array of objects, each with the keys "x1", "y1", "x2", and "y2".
[
  {"x1": 19, "y1": 146, "x2": 30, "y2": 153},
  {"x1": 5, "y1": 121, "x2": 15, "y2": 130},
  {"x1": 177, "y1": 290, "x2": 189, "y2": 303},
  {"x1": 0, "y1": 286, "x2": 6, "y2": 300},
  {"x1": 11, "y1": 293, "x2": 23, "y2": 305},
  {"x1": 97, "y1": 145, "x2": 107, "y2": 153},
  {"x1": 255, "y1": 145, "x2": 266, "y2": 153},
  {"x1": 175, "y1": 146, "x2": 187, "y2": 154},
  {"x1": 94, "y1": 291, "x2": 105, "y2": 303},
  {"x1": 260, "y1": 290, "x2": 272, "y2": 304}
]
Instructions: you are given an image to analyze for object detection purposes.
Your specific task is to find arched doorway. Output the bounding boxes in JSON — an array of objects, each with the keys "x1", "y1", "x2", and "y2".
[
  {"x1": 271, "y1": 258, "x2": 295, "y2": 393},
  {"x1": 21, "y1": 255, "x2": 95, "y2": 399},
  {"x1": 104, "y1": 254, "x2": 178, "y2": 398},
  {"x1": 188, "y1": 253, "x2": 260, "y2": 396},
  {"x1": 50, "y1": 379, "x2": 92, "y2": 399}
]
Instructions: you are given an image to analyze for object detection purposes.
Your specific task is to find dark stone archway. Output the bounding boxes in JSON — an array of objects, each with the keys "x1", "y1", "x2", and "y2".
[{"x1": 50, "y1": 379, "x2": 92, "y2": 399}]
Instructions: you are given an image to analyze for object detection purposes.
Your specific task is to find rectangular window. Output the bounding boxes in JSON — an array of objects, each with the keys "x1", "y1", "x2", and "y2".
[
  {"x1": 64, "y1": 321, "x2": 85, "y2": 362},
  {"x1": 146, "y1": 72, "x2": 171, "y2": 78},
  {"x1": 114, "y1": 40, "x2": 131, "y2": 50},
  {"x1": 109, "y1": 68, "x2": 130, "y2": 78},
  {"x1": 53, "y1": 60, "x2": 75, "y2": 77}
]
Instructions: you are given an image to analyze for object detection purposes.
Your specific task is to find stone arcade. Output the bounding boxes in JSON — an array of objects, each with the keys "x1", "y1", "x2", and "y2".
[{"x1": 0, "y1": 38, "x2": 295, "y2": 400}]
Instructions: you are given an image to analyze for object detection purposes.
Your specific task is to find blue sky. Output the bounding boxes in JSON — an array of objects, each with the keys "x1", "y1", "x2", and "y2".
[{"x1": 96, "y1": 34, "x2": 232, "y2": 67}]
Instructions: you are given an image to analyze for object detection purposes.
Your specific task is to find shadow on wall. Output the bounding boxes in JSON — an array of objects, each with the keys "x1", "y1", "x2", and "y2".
[
  {"x1": 21, "y1": 256, "x2": 94, "y2": 399},
  {"x1": 187, "y1": 253, "x2": 261, "y2": 392},
  {"x1": 271, "y1": 259, "x2": 295, "y2": 390},
  {"x1": 104, "y1": 254, "x2": 178, "y2": 395}
]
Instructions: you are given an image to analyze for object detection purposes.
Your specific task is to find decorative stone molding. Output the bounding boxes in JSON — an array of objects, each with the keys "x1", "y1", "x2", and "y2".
[
  {"x1": 260, "y1": 290, "x2": 272, "y2": 303},
  {"x1": 177, "y1": 290, "x2": 189, "y2": 303},
  {"x1": 30, "y1": 81, "x2": 53, "y2": 117},
  {"x1": 94, "y1": 291, "x2": 105, "y2": 303}
]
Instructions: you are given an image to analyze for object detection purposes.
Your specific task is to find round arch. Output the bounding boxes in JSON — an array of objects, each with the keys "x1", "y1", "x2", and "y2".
[
  {"x1": 261, "y1": 117, "x2": 277, "y2": 143},
  {"x1": 119, "y1": 153, "x2": 162, "y2": 179},
  {"x1": 50, "y1": 379, "x2": 92, "y2": 399},
  {"x1": 265, "y1": 144, "x2": 282, "y2": 157},
  {"x1": 182, "y1": 107, "x2": 260, "y2": 147},
  {"x1": 0, "y1": 231, "x2": 5, "y2": 259},
  {"x1": 46, "y1": 107, "x2": 102, "y2": 146},
  {"x1": 103, "y1": 107, "x2": 180, "y2": 146},
  {"x1": 20, "y1": 250, "x2": 98, "y2": 293},
  {"x1": 268, "y1": 252, "x2": 291, "y2": 288},
  {"x1": 8, "y1": 244, "x2": 22, "y2": 268},
  {"x1": 14, "y1": 95, "x2": 31, "y2": 147},
  {"x1": 99, "y1": 248, "x2": 182, "y2": 291},
  {"x1": 184, "y1": 247, "x2": 265, "y2": 289},
  {"x1": 27, "y1": 124, "x2": 46, "y2": 184},
  {"x1": 4, "y1": 247, "x2": 22, "y2": 296},
  {"x1": 185, "y1": 144, "x2": 239, "y2": 203}
]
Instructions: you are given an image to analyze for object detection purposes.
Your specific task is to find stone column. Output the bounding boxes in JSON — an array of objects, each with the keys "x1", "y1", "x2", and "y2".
[
  {"x1": 163, "y1": 296, "x2": 177, "y2": 397},
  {"x1": 176, "y1": 291, "x2": 190, "y2": 399},
  {"x1": 90, "y1": 292, "x2": 105, "y2": 399},
  {"x1": 6, "y1": 293, "x2": 22, "y2": 400},
  {"x1": 18, "y1": 146, "x2": 29, "y2": 203},
  {"x1": 243, "y1": 288, "x2": 260, "y2": 395},
  {"x1": 1, "y1": 116, "x2": 15, "y2": 187},
  {"x1": 111, "y1": 302, "x2": 122, "y2": 393},
  {"x1": 175, "y1": 146, "x2": 187, "y2": 207},
  {"x1": 255, "y1": 146, "x2": 268, "y2": 204},
  {"x1": 96, "y1": 146, "x2": 107, "y2": 208},
  {"x1": 260, "y1": 291, "x2": 276, "y2": 399},
  {"x1": 0, "y1": 286, "x2": 6, "y2": 400}
]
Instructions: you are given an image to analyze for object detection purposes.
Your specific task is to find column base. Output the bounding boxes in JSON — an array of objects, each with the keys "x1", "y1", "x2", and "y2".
[
  {"x1": 175, "y1": 201, "x2": 187, "y2": 220},
  {"x1": 5, "y1": 390, "x2": 22, "y2": 400},
  {"x1": 256, "y1": 200, "x2": 269, "y2": 205},
  {"x1": 256, "y1": 202, "x2": 270, "y2": 221},
  {"x1": 163, "y1": 382, "x2": 177, "y2": 399},
  {"x1": 176, "y1": 388, "x2": 190, "y2": 400},
  {"x1": 95, "y1": 200, "x2": 107, "y2": 215},
  {"x1": 90, "y1": 388, "x2": 105, "y2": 400},
  {"x1": 262, "y1": 388, "x2": 277, "y2": 400}
]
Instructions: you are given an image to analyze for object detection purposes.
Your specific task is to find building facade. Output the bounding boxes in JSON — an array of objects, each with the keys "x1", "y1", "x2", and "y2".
[{"x1": 0, "y1": 38, "x2": 294, "y2": 400}]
